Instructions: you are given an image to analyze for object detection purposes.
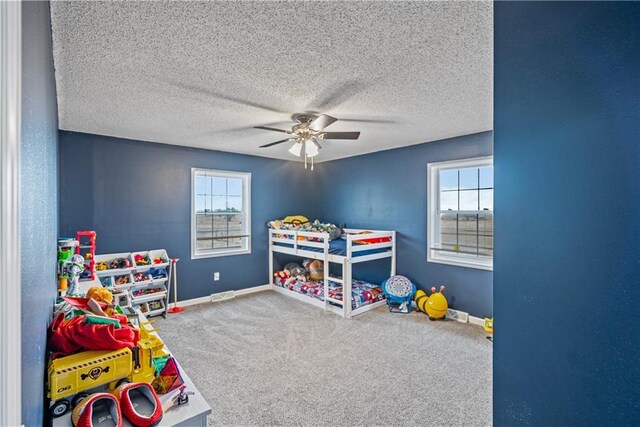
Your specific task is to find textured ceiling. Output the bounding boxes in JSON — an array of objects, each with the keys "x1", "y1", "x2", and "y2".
[{"x1": 50, "y1": 1, "x2": 492, "y2": 163}]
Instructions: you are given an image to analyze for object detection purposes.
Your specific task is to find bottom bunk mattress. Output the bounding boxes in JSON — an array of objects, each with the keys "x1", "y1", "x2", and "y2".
[{"x1": 274, "y1": 276, "x2": 385, "y2": 309}]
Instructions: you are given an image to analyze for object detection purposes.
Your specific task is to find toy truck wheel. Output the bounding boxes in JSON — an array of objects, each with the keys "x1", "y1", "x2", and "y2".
[
  {"x1": 50, "y1": 399, "x2": 71, "y2": 418},
  {"x1": 72, "y1": 392, "x2": 89, "y2": 408}
]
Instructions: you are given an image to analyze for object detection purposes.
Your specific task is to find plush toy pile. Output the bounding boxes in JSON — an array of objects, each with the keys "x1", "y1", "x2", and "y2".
[
  {"x1": 274, "y1": 258, "x2": 325, "y2": 285},
  {"x1": 268, "y1": 215, "x2": 342, "y2": 241}
]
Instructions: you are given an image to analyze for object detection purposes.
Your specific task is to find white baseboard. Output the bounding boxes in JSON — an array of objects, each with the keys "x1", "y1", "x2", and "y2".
[
  {"x1": 234, "y1": 284, "x2": 271, "y2": 296},
  {"x1": 176, "y1": 284, "x2": 271, "y2": 308},
  {"x1": 468, "y1": 315, "x2": 485, "y2": 327},
  {"x1": 176, "y1": 295, "x2": 211, "y2": 308}
]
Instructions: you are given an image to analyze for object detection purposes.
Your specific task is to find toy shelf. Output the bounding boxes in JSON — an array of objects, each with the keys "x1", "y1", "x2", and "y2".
[
  {"x1": 94, "y1": 249, "x2": 170, "y2": 318},
  {"x1": 131, "y1": 290, "x2": 167, "y2": 305}
]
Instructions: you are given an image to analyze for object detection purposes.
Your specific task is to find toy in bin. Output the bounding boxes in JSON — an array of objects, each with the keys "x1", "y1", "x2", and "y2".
[
  {"x1": 134, "y1": 253, "x2": 151, "y2": 266},
  {"x1": 382, "y1": 275, "x2": 416, "y2": 314},
  {"x1": 415, "y1": 285, "x2": 448, "y2": 320}
]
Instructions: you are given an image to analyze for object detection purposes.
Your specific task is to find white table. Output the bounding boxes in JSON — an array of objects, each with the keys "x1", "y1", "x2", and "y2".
[{"x1": 51, "y1": 310, "x2": 211, "y2": 426}]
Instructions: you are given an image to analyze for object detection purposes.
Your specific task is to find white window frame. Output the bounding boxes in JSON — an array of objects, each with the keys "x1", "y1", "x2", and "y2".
[
  {"x1": 191, "y1": 168, "x2": 251, "y2": 259},
  {"x1": 427, "y1": 156, "x2": 493, "y2": 271}
]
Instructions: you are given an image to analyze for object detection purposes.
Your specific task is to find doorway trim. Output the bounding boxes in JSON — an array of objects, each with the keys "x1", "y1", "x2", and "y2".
[{"x1": 0, "y1": 1, "x2": 23, "y2": 426}]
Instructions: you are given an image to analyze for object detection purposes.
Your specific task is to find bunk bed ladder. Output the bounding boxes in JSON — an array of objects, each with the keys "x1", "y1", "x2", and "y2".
[
  {"x1": 323, "y1": 234, "x2": 330, "y2": 312},
  {"x1": 344, "y1": 234, "x2": 353, "y2": 318}
]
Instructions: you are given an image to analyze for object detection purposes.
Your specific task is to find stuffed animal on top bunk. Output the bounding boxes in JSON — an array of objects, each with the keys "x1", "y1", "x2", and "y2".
[
  {"x1": 308, "y1": 220, "x2": 342, "y2": 241},
  {"x1": 267, "y1": 217, "x2": 342, "y2": 241}
]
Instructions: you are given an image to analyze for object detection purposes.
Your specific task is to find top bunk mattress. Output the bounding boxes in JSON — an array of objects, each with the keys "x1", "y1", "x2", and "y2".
[{"x1": 273, "y1": 238, "x2": 389, "y2": 257}]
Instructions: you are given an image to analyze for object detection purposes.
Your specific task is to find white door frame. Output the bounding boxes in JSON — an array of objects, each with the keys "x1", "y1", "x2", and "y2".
[{"x1": 0, "y1": 1, "x2": 22, "y2": 426}]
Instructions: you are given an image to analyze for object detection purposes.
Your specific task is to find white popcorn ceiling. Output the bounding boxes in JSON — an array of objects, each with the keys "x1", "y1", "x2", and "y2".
[{"x1": 50, "y1": 1, "x2": 492, "y2": 163}]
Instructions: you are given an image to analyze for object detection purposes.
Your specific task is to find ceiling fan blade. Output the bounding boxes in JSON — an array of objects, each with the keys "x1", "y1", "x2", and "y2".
[
  {"x1": 338, "y1": 118, "x2": 398, "y2": 124},
  {"x1": 309, "y1": 114, "x2": 338, "y2": 131},
  {"x1": 167, "y1": 80, "x2": 286, "y2": 114},
  {"x1": 309, "y1": 80, "x2": 367, "y2": 111},
  {"x1": 322, "y1": 131, "x2": 360, "y2": 140},
  {"x1": 259, "y1": 138, "x2": 294, "y2": 148},
  {"x1": 254, "y1": 126, "x2": 290, "y2": 133}
]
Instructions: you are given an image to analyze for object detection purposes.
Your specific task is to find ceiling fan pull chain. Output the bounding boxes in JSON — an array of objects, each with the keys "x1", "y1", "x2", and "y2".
[
  {"x1": 311, "y1": 156, "x2": 314, "y2": 171},
  {"x1": 304, "y1": 153, "x2": 308, "y2": 169}
]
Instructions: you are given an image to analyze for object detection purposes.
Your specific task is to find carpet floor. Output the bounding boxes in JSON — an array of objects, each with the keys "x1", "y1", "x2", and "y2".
[{"x1": 155, "y1": 291, "x2": 492, "y2": 426}]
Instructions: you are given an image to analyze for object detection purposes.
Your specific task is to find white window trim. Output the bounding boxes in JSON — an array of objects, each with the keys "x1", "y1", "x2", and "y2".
[
  {"x1": 427, "y1": 156, "x2": 493, "y2": 271},
  {"x1": 191, "y1": 168, "x2": 252, "y2": 259}
]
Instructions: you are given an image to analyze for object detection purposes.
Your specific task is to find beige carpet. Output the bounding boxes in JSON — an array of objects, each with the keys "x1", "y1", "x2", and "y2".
[{"x1": 155, "y1": 291, "x2": 492, "y2": 426}]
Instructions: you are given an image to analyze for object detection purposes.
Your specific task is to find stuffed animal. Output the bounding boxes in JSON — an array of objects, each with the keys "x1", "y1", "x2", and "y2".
[
  {"x1": 282, "y1": 215, "x2": 310, "y2": 226},
  {"x1": 86, "y1": 286, "x2": 116, "y2": 316},
  {"x1": 283, "y1": 262, "x2": 306, "y2": 277},
  {"x1": 274, "y1": 270, "x2": 290, "y2": 280},
  {"x1": 302, "y1": 259, "x2": 324, "y2": 281},
  {"x1": 415, "y1": 285, "x2": 448, "y2": 320}
]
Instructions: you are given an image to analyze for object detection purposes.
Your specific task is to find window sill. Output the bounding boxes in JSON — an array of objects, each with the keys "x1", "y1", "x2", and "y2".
[
  {"x1": 192, "y1": 248, "x2": 251, "y2": 260},
  {"x1": 427, "y1": 254, "x2": 493, "y2": 271}
]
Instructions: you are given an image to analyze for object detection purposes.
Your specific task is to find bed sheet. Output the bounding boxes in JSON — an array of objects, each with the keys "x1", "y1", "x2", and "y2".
[
  {"x1": 274, "y1": 276, "x2": 385, "y2": 309},
  {"x1": 273, "y1": 238, "x2": 389, "y2": 257}
]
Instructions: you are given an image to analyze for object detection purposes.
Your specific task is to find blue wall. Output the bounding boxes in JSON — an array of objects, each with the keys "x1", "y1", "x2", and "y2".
[
  {"x1": 21, "y1": 1, "x2": 59, "y2": 425},
  {"x1": 494, "y1": 2, "x2": 640, "y2": 425},
  {"x1": 58, "y1": 131, "x2": 315, "y2": 301},
  {"x1": 314, "y1": 132, "x2": 493, "y2": 318}
]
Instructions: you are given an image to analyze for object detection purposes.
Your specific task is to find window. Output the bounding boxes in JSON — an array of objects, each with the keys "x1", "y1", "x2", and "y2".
[
  {"x1": 191, "y1": 168, "x2": 251, "y2": 259},
  {"x1": 428, "y1": 157, "x2": 493, "y2": 270}
]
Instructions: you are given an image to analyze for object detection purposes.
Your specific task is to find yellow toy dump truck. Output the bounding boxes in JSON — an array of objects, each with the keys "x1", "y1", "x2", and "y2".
[{"x1": 48, "y1": 345, "x2": 157, "y2": 418}]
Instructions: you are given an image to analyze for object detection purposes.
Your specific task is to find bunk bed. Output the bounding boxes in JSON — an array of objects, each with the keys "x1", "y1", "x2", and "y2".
[{"x1": 268, "y1": 228, "x2": 396, "y2": 318}]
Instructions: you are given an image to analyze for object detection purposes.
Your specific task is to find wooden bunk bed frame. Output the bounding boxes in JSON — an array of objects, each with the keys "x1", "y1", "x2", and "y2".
[{"x1": 268, "y1": 228, "x2": 396, "y2": 318}]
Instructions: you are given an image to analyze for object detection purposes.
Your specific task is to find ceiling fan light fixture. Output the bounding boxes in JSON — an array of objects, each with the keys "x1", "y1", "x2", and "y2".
[
  {"x1": 305, "y1": 139, "x2": 319, "y2": 157},
  {"x1": 288, "y1": 141, "x2": 302, "y2": 157}
]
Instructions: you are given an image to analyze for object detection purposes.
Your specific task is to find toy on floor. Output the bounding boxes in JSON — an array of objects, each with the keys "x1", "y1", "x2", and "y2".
[
  {"x1": 415, "y1": 285, "x2": 448, "y2": 320},
  {"x1": 167, "y1": 258, "x2": 183, "y2": 314},
  {"x1": 382, "y1": 275, "x2": 416, "y2": 313},
  {"x1": 484, "y1": 318, "x2": 493, "y2": 341}
]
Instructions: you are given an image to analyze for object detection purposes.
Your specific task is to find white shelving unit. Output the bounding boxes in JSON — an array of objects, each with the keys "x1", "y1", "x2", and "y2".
[{"x1": 95, "y1": 249, "x2": 170, "y2": 318}]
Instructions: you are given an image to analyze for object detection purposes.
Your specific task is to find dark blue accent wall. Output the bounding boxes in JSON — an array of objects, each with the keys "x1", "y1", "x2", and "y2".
[
  {"x1": 494, "y1": 2, "x2": 640, "y2": 425},
  {"x1": 21, "y1": 1, "x2": 59, "y2": 425},
  {"x1": 314, "y1": 132, "x2": 493, "y2": 318},
  {"x1": 58, "y1": 131, "x2": 315, "y2": 301}
]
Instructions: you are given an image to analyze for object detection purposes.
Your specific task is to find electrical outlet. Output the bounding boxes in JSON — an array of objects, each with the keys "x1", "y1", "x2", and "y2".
[{"x1": 214, "y1": 272, "x2": 220, "y2": 281}]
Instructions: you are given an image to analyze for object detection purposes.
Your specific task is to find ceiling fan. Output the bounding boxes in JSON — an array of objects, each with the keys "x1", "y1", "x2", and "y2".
[{"x1": 255, "y1": 113, "x2": 360, "y2": 170}]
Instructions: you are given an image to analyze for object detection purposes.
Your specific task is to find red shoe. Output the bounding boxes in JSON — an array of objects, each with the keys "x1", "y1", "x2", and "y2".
[
  {"x1": 113, "y1": 382, "x2": 163, "y2": 427},
  {"x1": 71, "y1": 393, "x2": 122, "y2": 427}
]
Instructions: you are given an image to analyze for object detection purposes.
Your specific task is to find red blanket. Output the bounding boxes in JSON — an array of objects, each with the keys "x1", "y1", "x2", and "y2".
[{"x1": 49, "y1": 313, "x2": 139, "y2": 356}]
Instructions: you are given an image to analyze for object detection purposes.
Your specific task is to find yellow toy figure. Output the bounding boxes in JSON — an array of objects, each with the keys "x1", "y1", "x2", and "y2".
[{"x1": 414, "y1": 285, "x2": 448, "y2": 320}]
